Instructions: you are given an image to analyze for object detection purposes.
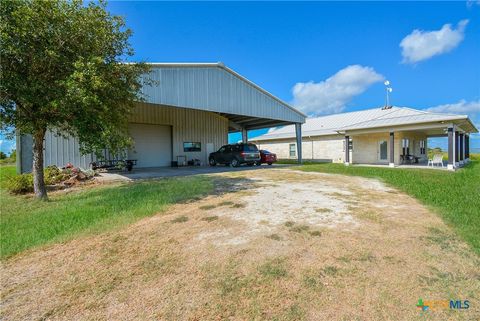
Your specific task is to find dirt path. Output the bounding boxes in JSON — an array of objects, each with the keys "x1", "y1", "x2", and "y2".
[{"x1": 2, "y1": 169, "x2": 479, "y2": 320}]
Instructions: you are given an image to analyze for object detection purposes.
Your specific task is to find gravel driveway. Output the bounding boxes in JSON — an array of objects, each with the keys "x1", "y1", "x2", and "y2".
[{"x1": 2, "y1": 168, "x2": 479, "y2": 320}]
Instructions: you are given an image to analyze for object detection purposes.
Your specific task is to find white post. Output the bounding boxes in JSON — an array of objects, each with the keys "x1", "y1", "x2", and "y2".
[{"x1": 389, "y1": 132, "x2": 395, "y2": 167}]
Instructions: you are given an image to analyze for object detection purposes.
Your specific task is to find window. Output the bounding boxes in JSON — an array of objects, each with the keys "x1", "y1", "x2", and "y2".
[
  {"x1": 379, "y1": 140, "x2": 388, "y2": 161},
  {"x1": 289, "y1": 144, "x2": 296, "y2": 157},
  {"x1": 244, "y1": 144, "x2": 259, "y2": 152},
  {"x1": 419, "y1": 140, "x2": 426, "y2": 155},
  {"x1": 402, "y1": 138, "x2": 410, "y2": 155},
  {"x1": 183, "y1": 142, "x2": 201, "y2": 152}
]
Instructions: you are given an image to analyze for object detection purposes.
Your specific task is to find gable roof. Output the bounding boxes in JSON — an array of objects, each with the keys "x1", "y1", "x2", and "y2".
[
  {"x1": 139, "y1": 63, "x2": 306, "y2": 124},
  {"x1": 252, "y1": 106, "x2": 477, "y2": 141}
]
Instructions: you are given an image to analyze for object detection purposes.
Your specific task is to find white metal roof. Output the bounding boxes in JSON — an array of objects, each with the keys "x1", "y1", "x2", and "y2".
[
  {"x1": 141, "y1": 62, "x2": 306, "y2": 124},
  {"x1": 252, "y1": 106, "x2": 478, "y2": 141}
]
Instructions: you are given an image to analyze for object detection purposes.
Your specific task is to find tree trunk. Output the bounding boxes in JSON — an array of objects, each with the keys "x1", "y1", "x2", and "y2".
[{"x1": 32, "y1": 128, "x2": 47, "y2": 200}]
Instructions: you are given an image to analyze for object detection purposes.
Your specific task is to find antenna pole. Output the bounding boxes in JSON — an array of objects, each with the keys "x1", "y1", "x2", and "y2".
[
  {"x1": 386, "y1": 87, "x2": 389, "y2": 107},
  {"x1": 383, "y1": 80, "x2": 392, "y2": 108}
]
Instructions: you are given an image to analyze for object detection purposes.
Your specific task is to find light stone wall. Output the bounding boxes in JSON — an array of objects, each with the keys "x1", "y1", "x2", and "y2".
[
  {"x1": 253, "y1": 135, "x2": 345, "y2": 162},
  {"x1": 351, "y1": 131, "x2": 428, "y2": 165},
  {"x1": 254, "y1": 130, "x2": 428, "y2": 166}
]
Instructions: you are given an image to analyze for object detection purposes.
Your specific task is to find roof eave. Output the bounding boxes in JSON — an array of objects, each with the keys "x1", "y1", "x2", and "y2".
[{"x1": 341, "y1": 116, "x2": 469, "y2": 132}]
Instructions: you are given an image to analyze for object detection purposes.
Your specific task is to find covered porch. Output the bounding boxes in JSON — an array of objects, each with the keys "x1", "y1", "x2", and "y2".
[{"x1": 341, "y1": 119, "x2": 476, "y2": 171}]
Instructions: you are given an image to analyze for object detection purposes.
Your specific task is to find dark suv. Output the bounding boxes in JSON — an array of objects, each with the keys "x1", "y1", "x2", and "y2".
[{"x1": 209, "y1": 143, "x2": 261, "y2": 167}]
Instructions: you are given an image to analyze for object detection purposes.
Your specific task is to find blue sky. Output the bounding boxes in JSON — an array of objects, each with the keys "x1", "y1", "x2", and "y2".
[{"x1": 2, "y1": 1, "x2": 479, "y2": 154}]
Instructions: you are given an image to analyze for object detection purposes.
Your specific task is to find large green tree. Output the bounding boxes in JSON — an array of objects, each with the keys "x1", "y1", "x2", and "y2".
[{"x1": 0, "y1": 0, "x2": 149, "y2": 199}]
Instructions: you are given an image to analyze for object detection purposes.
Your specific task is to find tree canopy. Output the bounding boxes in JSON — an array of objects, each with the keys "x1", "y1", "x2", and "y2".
[
  {"x1": 1, "y1": 0, "x2": 150, "y2": 198},
  {"x1": 0, "y1": 0, "x2": 149, "y2": 154}
]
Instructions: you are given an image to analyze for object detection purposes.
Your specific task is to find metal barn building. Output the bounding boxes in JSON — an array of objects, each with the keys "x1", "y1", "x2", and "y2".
[{"x1": 17, "y1": 63, "x2": 306, "y2": 173}]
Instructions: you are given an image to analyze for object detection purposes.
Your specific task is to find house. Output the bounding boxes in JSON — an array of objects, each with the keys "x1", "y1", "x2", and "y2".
[
  {"x1": 16, "y1": 63, "x2": 306, "y2": 173},
  {"x1": 251, "y1": 106, "x2": 478, "y2": 170}
]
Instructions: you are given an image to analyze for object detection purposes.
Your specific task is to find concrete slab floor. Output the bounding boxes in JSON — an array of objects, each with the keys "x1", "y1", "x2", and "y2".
[{"x1": 95, "y1": 163, "x2": 295, "y2": 182}]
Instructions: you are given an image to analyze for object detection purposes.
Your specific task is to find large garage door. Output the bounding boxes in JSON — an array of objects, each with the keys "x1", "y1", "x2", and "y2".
[{"x1": 128, "y1": 123, "x2": 172, "y2": 168}]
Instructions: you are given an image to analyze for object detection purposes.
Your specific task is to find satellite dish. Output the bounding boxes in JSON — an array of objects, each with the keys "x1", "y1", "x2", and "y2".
[
  {"x1": 387, "y1": 87, "x2": 393, "y2": 93},
  {"x1": 384, "y1": 80, "x2": 390, "y2": 86}
]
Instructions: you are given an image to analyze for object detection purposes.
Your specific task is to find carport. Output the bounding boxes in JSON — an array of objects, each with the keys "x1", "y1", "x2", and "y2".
[
  {"x1": 17, "y1": 63, "x2": 306, "y2": 172},
  {"x1": 137, "y1": 63, "x2": 307, "y2": 164}
]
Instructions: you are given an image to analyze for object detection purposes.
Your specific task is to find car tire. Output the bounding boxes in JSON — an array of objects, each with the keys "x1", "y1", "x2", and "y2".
[
  {"x1": 230, "y1": 158, "x2": 240, "y2": 167},
  {"x1": 209, "y1": 158, "x2": 216, "y2": 166},
  {"x1": 267, "y1": 162, "x2": 273, "y2": 165}
]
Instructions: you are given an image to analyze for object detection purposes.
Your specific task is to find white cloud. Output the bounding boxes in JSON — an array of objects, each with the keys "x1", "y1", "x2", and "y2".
[
  {"x1": 400, "y1": 19, "x2": 469, "y2": 64},
  {"x1": 425, "y1": 99, "x2": 480, "y2": 114},
  {"x1": 291, "y1": 65, "x2": 384, "y2": 116},
  {"x1": 466, "y1": 0, "x2": 480, "y2": 8},
  {"x1": 426, "y1": 99, "x2": 480, "y2": 137}
]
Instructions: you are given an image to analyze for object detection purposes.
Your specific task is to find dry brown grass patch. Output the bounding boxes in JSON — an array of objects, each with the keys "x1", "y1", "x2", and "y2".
[
  {"x1": 199, "y1": 204, "x2": 216, "y2": 210},
  {"x1": 201, "y1": 216, "x2": 219, "y2": 222},
  {"x1": 3, "y1": 168, "x2": 480, "y2": 321}
]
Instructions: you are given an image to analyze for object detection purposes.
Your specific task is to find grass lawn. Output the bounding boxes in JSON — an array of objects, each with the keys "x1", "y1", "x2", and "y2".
[
  {"x1": 294, "y1": 156, "x2": 480, "y2": 254},
  {"x1": 0, "y1": 165, "x2": 214, "y2": 259}
]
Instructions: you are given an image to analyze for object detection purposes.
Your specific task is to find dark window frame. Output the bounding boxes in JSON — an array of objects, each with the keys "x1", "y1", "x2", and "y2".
[
  {"x1": 289, "y1": 143, "x2": 296, "y2": 157},
  {"x1": 183, "y1": 142, "x2": 201, "y2": 152}
]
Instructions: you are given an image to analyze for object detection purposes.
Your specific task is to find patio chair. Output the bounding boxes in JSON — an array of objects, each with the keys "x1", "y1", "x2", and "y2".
[{"x1": 428, "y1": 154, "x2": 444, "y2": 167}]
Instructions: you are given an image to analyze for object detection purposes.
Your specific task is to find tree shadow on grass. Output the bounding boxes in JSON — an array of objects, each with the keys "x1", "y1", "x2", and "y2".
[{"x1": 1, "y1": 175, "x2": 258, "y2": 259}]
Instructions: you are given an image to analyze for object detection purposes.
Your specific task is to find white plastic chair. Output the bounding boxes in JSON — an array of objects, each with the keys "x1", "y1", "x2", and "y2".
[{"x1": 428, "y1": 154, "x2": 444, "y2": 167}]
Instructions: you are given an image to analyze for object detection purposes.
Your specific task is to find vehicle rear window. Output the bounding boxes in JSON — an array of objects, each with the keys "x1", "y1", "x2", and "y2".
[{"x1": 243, "y1": 144, "x2": 258, "y2": 152}]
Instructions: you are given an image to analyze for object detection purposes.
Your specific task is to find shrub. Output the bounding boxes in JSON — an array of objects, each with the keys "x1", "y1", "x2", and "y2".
[
  {"x1": 5, "y1": 166, "x2": 95, "y2": 194},
  {"x1": 6, "y1": 174, "x2": 33, "y2": 194},
  {"x1": 44, "y1": 166, "x2": 69, "y2": 185}
]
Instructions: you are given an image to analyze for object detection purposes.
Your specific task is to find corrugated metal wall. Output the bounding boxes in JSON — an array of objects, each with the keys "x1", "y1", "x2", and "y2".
[
  {"x1": 141, "y1": 66, "x2": 305, "y2": 123},
  {"x1": 20, "y1": 103, "x2": 228, "y2": 172},
  {"x1": 43, "y1": 131, "x2": 97, "y2": 169},
  {"x1": 131, "y1": 102, "x2": 228, "y2": 165}
]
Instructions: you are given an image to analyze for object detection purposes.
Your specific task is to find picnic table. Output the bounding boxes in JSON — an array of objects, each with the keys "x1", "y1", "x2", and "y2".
[{"x1": 90, "y1": 159, "x2": 137, "y2": 171}]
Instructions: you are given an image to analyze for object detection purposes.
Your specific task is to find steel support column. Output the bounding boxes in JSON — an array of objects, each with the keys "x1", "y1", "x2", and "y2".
[
  {"x1": 459, "y1": 133, "x2": 464, "y2": 164},
  {"x1": 241, "y1": 128, "x2": 248, "y2": 143},
  {"x1": 295, "y1": 123, "x2": 302, "y2": 164},
  {"x1": 466, "y1": 134, "x2": 470, "y2": 160},
  {"x1": 344, "y1": 136, "x2": 350, "y2": 165},
  {"x1": 455, "y1": 131, "x2": 460, "y2": 167}
]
